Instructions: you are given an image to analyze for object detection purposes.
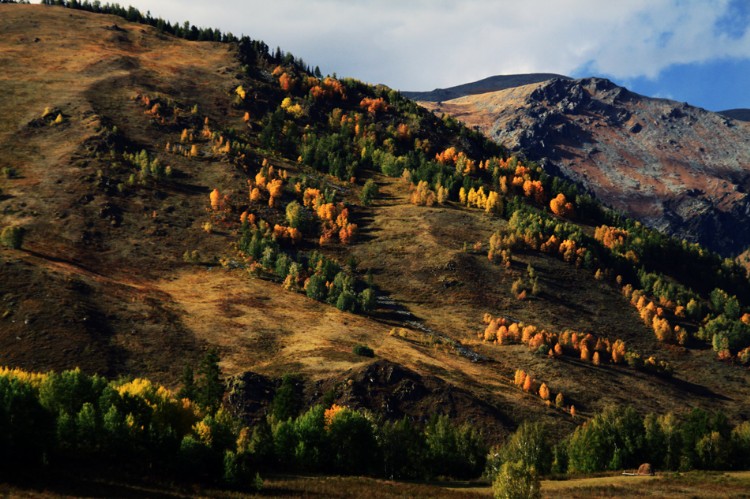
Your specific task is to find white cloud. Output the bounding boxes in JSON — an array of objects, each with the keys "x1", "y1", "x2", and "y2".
[{"x1": 78, "y1": 0, "x2": 750, "y2": 90}]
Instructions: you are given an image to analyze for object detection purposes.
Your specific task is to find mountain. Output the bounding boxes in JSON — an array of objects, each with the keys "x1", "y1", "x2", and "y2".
[
  {"x1": 417, "y1": 77, "x2": 750, "y2": 256},
  {"x1": 402, "y1": 73, "x2": 569, "y2": 102},
  {"x1": 2, "y1": 4, "x2": 750, "y2": 481},
  {"x1": 720, "y1": 108, "x2": 750, "y2": 122}
]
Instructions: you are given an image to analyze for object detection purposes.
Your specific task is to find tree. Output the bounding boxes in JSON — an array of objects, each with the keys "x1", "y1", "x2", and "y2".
[
  {"x1": 360, "y1": 179, "x2": 378, "y2": 206},
  {"x1": 379, "y1": 417, "x2": 426, "y2": 479},
  {"x1": 305, "y1": 274, "x2": 327, "y2": 301},
  {"x1": 285, "y1": 200, "x2": 307, "y2": 229},
  {"x1": 196, "y1": 350, "x2": 223, "y2": 412},
  {"x1": 327, "y1": 408, "x2": 378, "y2": 474},
  {"x1": 538, "y1": 383, "x2": 550, "y2": 401},
  {"x1": 293, "y1": 405, "x2": 327, "y2": 470},
  {"x1": 178, "y1": 365, "x2": 197, "y2": 400},
  {"x1": 209, "y1": 188, "x2": 221, "y2": 210},
  {"x1": 492, "y1": 460, "x2": 541, "y2": 499},
  {"x1": 522, "y1": 375, "x2": 534, "y2": 393},
  {"x1": 271, "y1": 374, "x2": 302, "y2": 421},
  {"x1": 696, "y1": 431, "x2": 729, "y2": 469},
  {"x1": 499, "y1": 422, "x2": 551, "y2": 476},
  {"x1": 425, "y1": 415, "x2": 486, "y2": 479},
  {"x1": 555, "y1": 392, "x2": 564, "y2": 408}
]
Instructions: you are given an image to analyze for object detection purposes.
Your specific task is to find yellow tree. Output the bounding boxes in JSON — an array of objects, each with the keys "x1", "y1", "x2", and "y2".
[
  {"x1": 592, "y1": 351, "x2": 601, "y2": 366},
  {"x1": 267, "y1": 179, "x2": 284, "y2": 207}
]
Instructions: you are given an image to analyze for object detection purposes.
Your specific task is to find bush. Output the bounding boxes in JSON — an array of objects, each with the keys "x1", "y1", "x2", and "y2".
[
  {"x1": 534, "y1": 345, "x2": 550, "y2": 357},
  {"x1": 353, "y1": 344, "x2": 374, "y2": 357},
  {"x1": 492, "y1": 460, "x2": 541, "y2": 499},
  {"x1": 0, "y1": 226, "x2": 24, "y2": 249},
  {"x1": 1, "y1": 167, "x2": 18, "y2": 179},
  {"x1": 360, "y1": 179, "x2": 379, "y2": 206}
]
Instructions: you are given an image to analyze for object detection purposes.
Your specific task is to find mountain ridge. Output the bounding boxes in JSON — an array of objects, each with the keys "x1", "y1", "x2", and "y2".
[
  {"x1": 402, "y1": 73, "x2": 570, "y2": 102},
  {"x1": 720, "y1": 108, "x2": 750, "y2": 122}
]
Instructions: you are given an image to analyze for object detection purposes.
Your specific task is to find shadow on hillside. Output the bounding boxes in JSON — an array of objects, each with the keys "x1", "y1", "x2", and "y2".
[
  {"x1": 665, "y1": 376, "x2": 732, "y2": 401},
  {"x1": 555, "y1": 355, "x2": 731, "y2": 401},
  {"x1": 348, "y1": 211, "x2": 377, "y2": 243}
]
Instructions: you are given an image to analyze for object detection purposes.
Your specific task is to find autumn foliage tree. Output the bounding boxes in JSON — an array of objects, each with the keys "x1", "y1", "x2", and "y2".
[
  {"x1": 549, "y1": 193, "x2": 574, "y2": 217},
  {"x1": 538, "y1": 383, "x2": 550, "y2": 401},
  {"x1": 209, "y1": 188, "x2": 221, "y2": 210},
  {"x1": 360, "y1": 97, "x2": 388, "y2": 115},
  {"x1": 410, "y1": 180, "x2": 436, "y2": 206}
]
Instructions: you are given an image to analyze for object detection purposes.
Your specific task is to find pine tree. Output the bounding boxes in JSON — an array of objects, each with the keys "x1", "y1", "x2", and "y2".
[{"x1": 196, "y1": 350, "x2": 223, "y2": 412}]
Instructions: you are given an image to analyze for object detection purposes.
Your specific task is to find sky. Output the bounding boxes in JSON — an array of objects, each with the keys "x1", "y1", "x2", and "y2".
[{"x1": 77, "y1": 0, "x2": 750, "y2": 111}]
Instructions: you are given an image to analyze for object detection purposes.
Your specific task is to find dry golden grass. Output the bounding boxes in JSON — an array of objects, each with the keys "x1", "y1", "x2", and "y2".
[
  {"x1": 155, "y1": 267, "x2": 458, "y2": 380},
  {"x1": 418, "y1": 83, "x2": 544, "y2": 135}
]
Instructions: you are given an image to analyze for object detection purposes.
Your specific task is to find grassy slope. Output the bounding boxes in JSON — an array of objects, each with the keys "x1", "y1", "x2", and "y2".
[{"x1": 0, "y1": 4, "x2": 748, "y2": 443}]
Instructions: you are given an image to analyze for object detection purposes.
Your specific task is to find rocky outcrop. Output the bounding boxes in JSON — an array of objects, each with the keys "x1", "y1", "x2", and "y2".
[
  {"x1": 315, "y1": 360, "x2": 511, "y2": 438},
  {"x1": 226, "y1": 361, "x2": 512, "y2": 439}
]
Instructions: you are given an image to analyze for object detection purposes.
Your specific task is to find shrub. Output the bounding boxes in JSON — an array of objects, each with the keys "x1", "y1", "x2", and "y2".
[
  {"x1": 353, "y1": 344, "x2": 374, "y2": 357},
  {"x1": 2, "y1": 167, "x2": 18, "y2": 179},
  {"x1": 360, "y1": 179, "x2": 379, "y2": 206},
  {"x1": 0, "y1": 226, "x2": 24, "y2": 249}
]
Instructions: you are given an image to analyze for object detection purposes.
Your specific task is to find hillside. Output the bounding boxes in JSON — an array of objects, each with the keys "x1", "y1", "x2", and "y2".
[
  {"x1": 720, "y1": 108, "x2": 750, "y2": 122},
  {"x1": 402, "y1": 73, "x2": 569, "y2": 103},
  {"x1": 418, "y1": 77, "x2": 750, "y2": 256},
  {"x1": 1, "y1": 4, "x2": 750, "y2": 478}
]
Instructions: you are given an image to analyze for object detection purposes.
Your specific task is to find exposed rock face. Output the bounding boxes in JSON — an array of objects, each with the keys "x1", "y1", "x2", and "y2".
[{"x1": 419, "y1": 77, "x2": 750, "y2": 256}]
